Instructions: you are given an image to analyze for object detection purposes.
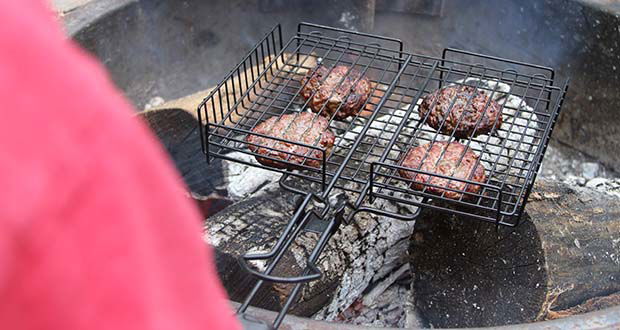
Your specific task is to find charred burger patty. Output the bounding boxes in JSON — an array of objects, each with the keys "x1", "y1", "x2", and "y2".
[
  {"x1": 398, "y1": 141, "x2": 487, "y2": 200},
  {"x1": 300, "y1": 65, "x2": 371, "y2": 120},
  {"x1": 419, "y1": 85, "x2": 502, "y2": 138},
  {"x1": 246, "y1": 112, "x2": 335, "y2": 169}
]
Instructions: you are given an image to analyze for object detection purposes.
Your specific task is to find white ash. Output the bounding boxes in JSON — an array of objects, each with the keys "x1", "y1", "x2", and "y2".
[
  {"x1": 333, "y1": 120, "x2": 364, "y2": 149},
  {"x1": 242, "y1": 245, "x2": 272, "y2": 272},
  {"x1": 538, "y1": 144, "x2": 618, "y2": 189},
  {"x1": 333, "y1": 107, "x2": 415, "y2": 151},
  {"x1": 144, "y1": 96, "x2": 165, "y2": 110},
  {"x1": 288, "y1": 231, "x2": 320, "y2": 272},
  {"x1": 584, "y1": 177, "x2": 620, "y2": 198},
  {"x1": 372, "y1": 239, "x2": 411, "y2": 282},
  {"x1": 312, "y1": 176, "x2": 418, "y2": 325},
  {"x1": 582, "y1": 162, "x2": 600, "y2": 180},
  {"x1": 457, "y1": 78, "x2": 512, "y2": 100},
  {"x1": 314, "y1": 205, "x2": 416, "y2": 324},
  {"x1": 586, "y1": 177, "x2": 608, "y2": 188},
  {"x1": 336, "y1": 284, "x2": 411, "y2": 328},
  {"x1": 501, "y1": 94, "x2": 530, "y2": 117},
  {"x1": 563, "y1": 175, "x2": 587, "y2": 187},
  {"x1": 223, "y1": 151, "x2": 281, "y2": 199},
  {"x1": 363, "y1": 264, "x2": 410, "y2": 307},
  {"x1": 477, "y1": 87, "x2": 539, "y2": 177},
  {"x1": 406, "y1": 109, "x2": 450, "y2": 143},
  {"x1": 468, "y1": 136, "x2": 511, "y2": 173},
  {"x1": 404, "y1": 279, "x2": 425, "y2": 329}
]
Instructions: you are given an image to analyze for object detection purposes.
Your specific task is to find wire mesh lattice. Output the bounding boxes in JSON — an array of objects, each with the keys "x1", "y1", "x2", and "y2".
[{"x1": 199, "y1": 24, "x2": 568, "y2": 226}]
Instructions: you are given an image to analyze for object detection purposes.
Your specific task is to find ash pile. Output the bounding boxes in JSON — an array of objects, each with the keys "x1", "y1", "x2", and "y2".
[{"x1": 539, "y1": 145, "x2": 620, "y2": 196}]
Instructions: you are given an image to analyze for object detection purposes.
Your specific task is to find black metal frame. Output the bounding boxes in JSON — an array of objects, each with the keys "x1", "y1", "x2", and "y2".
[{"x1": 197, "y1": 22, "x2": 569, "y2": 328}]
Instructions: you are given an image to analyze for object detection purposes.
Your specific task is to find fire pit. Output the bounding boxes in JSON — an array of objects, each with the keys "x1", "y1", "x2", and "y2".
[
  {"x1": 196, "y1": 21, "x2": 572, "y2": 328},
  {"x1": 62, "y1": 0, "x2": 620, "y2": 329}
]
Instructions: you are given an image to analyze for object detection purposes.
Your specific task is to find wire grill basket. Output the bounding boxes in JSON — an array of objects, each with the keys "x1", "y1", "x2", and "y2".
[{"x1": 197, "y1": 22, "x2": 569, "y2": 328}]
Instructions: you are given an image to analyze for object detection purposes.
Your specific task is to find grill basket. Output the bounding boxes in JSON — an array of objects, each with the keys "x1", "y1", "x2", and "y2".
[{"x1": 197, "y1": 22, "x2": 569, "y2": 328}]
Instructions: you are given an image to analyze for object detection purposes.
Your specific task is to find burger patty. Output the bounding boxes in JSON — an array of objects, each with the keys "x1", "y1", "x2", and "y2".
[
  {"x1": 246, "y1": 112, "x2": 335, "y2": 169},
  {"x1": 398, "y1": 141, "x2": 487, "y2": 200},
  {"x1": 419, "y1": 85, "x2": 502, "y2": 138},
  {"x1": 300, "y1": 65, "x2": 372, "y2": 120}
]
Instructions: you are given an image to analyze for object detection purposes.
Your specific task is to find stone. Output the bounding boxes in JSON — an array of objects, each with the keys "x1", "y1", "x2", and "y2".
[
  {"x1": 608, "y1": 179, "x2": 620, "y2": 189},
  {"x1": 563, "y1": 175, "x2": 586, "y2": 187},
  {"x1": 144, "y1": 96, "x2": 165, "y2": 110},
  {"x1": 582, "y1": 162, "x2": 600, "y2": 179},
  {"x1": 586, "y1": 177, "x2": 608, "y2": 188}
]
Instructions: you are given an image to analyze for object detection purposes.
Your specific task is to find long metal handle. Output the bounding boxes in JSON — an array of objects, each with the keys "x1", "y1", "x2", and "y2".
[
  {"x1": 240, "y1": 252, "x2": 322, "y2": 284},
  {"x1": 237, "y1": 192, "x2": 341, "y2": 329},
  {"x1": 239, "y1": 209, "x2": 323, "y2": 284}
]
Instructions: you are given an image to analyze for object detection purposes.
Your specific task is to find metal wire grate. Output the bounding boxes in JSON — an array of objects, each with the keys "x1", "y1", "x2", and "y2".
[
  {"x1": 361, "y1": 49, "x2": 569, "y2": 226},
  {"x1": 198, "y1": 24, "x2": 568, "y2": 225},
  {"x1": 200, "y1": 24, "x2": 409, "y2": 192},
  {"x1": 197, "y1": 22, "x2": 569, "y2": 328}
]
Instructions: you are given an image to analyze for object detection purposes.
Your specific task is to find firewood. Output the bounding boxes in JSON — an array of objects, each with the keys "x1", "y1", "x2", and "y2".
[
  {"x1": 204, "y1": 187, "x2": 416, "y2": 318},
  {"x1": 409, "y1": 179, "x2": 620, "y2": 327}
]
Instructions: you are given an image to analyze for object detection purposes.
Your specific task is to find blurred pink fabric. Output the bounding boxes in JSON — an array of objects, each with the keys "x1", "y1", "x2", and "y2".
[{"x1": 0, "y1": 1, "x2": 240, "y2": 329}]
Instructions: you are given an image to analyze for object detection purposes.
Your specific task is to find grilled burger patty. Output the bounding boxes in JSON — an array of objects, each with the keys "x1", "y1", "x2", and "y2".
[
  {"x1": 419, "y1": 85, "x2": 502, "y2": 138},
  {"x1": 398, "y1": 141, "x2": 487, "y2": 200},
  {"x1": 246, "y1": 112, "x2": 335, "y2": 169},
  {"x1": 300, "y1": 65, "x2": 372, "y2": 120}
]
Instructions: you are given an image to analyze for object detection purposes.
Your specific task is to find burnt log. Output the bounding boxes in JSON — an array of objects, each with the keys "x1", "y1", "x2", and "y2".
[
  {"x1": 410, "y1": 179, "x2": 620, "y2": 328},
  {"x1": 203, "y1": 187, "x2": 417, "y2": 319},
  {"x1": 139, "y1": 107, "x2": 223, "y2": 197},
  {"x1": 204, "y1": 189, "x2": 334, "y2": 316}
]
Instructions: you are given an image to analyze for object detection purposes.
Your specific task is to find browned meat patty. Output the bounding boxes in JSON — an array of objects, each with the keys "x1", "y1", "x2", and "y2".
[
  {"x1": 419, "y1": 85, "x2": 502, "y2": 138},
  {"x1": 398, "y1": 141, "x2": 487, "y2": 200},
  {"x1": 300, "y1": 65, "x2": 372, "y2": 120},
  {"x1": 246, "y1": 112, "x2": 335, "y2": 169}
]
